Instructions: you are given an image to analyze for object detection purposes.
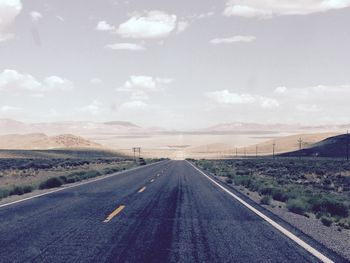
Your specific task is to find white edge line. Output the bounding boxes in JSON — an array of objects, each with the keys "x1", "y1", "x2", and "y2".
[
  {"x1": 0, "y1": 160, "x2": 167, "y2": 209},
  {"x1": 186, "y1": 161, "x2": 333, "y2": 263}
]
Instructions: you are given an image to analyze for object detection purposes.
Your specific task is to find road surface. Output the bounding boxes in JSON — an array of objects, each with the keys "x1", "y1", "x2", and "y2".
[{"x1": 0, "y1": 161, "x2": 343, "y2": 262}]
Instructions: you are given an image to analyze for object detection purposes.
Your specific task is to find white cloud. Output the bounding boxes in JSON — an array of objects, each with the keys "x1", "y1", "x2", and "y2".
[
  {"x1": 56, "y1": 15, "x2": 64, "y2": 22},
  {"x1": 96, "y1": 20, "x2": 115, "y2": 31},
  {"x1": 76, "y1": 100, "x2": 104, "y2": 115},
  {"x1": 260, "y1": 97, "x2": 280, "y2": 108},
  {"x1": 176, "y1": 21, "x2": 189, "y2": 34},
  {"x1": 1, "y1": 105, "x2": 22, "y2": 112},
  {"x1": 274, "y1": 86, "x2": 287, "y2": 94},
  {"x1": 90, "y1": 78, "x2": 102, "y2": 84},
  {"x1": 274, "y1": 84, "x2": 350, "y2": 99},
  {"x1": 116, "y1": 10, "x2": 177, "y2": 39},
  {"x1": 197, "y1": 12, "x2": 215, "y2": 19},
  {"x1": 105, "y1": 42, "x2": 146, "y2": 51},
  {"x1": 0, "y1": 0, "x2": 22, "y2": 42},
  {"x1": 296, "y1": 104, "x2": 321, "y2": 112},
  {"x1": 210, "y1": 35, "x2": 256, "y2": 44},
  {"x1": 206, "y1": 89, "x2": 279, "y2": 108},
  {"x1": 224, "y1": 0, "x2": 350, "y2": 18},
  {"x1": 118, "y1": 75, "x2": 173, "y2": 93},
  {"x1": 30, "y1": 11, "x2": 42, "y2": 22},
  {"x1": 207, "y1": 90, "x2": 255, "y2": 104},
  {"x1": 121, "y1": 100, "x2": 148, "y2": 109},
  {"x1": 273, "y1": 84, "x2": 350, "y2": 113},
  {"x1": 43, "y1": 76, "x2": 73, "y2": 91},
  {"x1": 155, "y1": 77, "x2": 174, "y2": 85},
  {"x1": 31, "y1": 93, "x2": 45, "y2": 98},
  {"x1": 0, "y1": 69, "x2": 74, "y2": 92},
  {"x1": 118, "y1": 75, "x2": 173, "y2": 104}
]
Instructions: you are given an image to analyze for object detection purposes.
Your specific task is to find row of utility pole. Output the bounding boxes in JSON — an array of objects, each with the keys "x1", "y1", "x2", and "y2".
[{"x1": 232, "y1": 131, "x2": 349, "y2": 161}]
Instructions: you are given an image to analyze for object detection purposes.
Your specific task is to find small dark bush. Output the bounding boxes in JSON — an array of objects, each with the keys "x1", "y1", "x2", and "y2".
[
  {"x1": 320, "y1": 216, "x2": 333, "y2": 227},
  {"x1": 338, "y1": 219, "x2": 350, "y2": 229},
  {"x1": 260, "y1": 195, "x2": 271, "y2": 205},
  {"x1": 225, "y1": 178, "x2": 233, "y2": 184},
  {"x1": 0, "y1": 188, "x2": 10, "y2": 199},
  {"x1": 59, "y1": 176, "x2": 68, "y2": 183},
  {"x1": 259, "y1": 185, "x2": 274, "y2": 196},
  {"x1": 271, "y1": 188, "x2": 289, "y2": 202},
  {"x1": 286, "y1": 198, "x2": 310, "y2": 215},
  {"x1": 10, "y1": 185, "x2": 33, "y2": 195},
  {"x1": 39, "y1": 177, "x2": 62, "y2": 189},
  {"x1": 309, "y1": 196, "x2": 349, "y2": 218}
]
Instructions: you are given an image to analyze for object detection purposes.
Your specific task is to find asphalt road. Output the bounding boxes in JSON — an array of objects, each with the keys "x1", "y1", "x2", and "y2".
[{"x1": 0, "y1": 160, "x2": 342, "y2": 262}]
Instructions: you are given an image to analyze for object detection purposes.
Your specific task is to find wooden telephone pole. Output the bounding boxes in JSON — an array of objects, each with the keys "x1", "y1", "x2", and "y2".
[
  {"x1": 272, "y1": 142, "x2": 276, "y2": 160},
  {"x1": 132, "y1": 147, "x2": 141, "y2": 162},
  {"x1": 298, "y1": 138, "x2": 303, "y2": 160},
  {"x1": 347, "y1": 130, "x2": 349, "y2": 162}
]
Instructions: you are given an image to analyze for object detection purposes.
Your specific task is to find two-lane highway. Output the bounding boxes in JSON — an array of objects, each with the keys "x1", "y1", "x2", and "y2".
[{"x1": 0, "y1": 161, "x2": 340, "y2": 262}]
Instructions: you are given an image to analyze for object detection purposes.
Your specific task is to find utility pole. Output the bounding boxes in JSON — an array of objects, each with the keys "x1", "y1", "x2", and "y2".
[
  {"x1": 272, "y1": 142, "x2": 275, "y2": 160},
  {"x1": 347, "y1": 130, "x2": 349, "y2": 162},
  {"x1": 298, "y1": 138, "x2": 303, "y2": 160},
  {"x1": 132, "y1": 147, "x2": 141, "y2": 162},
  {"x1": 236, "y1": 148, "x2": 238, "y2": 158},
  {"x1": 256, "y1": 145, "x2": 258, "y2": 158}
]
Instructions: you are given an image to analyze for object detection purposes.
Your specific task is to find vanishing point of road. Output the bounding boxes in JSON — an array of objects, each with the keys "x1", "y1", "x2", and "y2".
[{"x1": 0, "y1": 161, "x2": 345, "y2": 262}]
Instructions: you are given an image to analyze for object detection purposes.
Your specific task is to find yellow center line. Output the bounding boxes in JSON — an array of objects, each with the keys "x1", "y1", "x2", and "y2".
[
  {"x1": 138, "y1": 186, "x2": 146, "y2": 193},
  {"x1": 103, "y1": 205, "x2": 125, "y2": 223}
]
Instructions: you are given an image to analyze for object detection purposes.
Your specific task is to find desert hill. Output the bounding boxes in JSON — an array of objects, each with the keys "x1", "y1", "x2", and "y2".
[
  {"x1": 241, "y1": 132, "x2": 340, "y2": 155},
  {"x1": 0, "y1": 119, "x2": 142, "y2": 136},
  {"x1": 281, "y1": 134, "x2": 350, "y2": 158},
  {"x1": 0, "y1": 133, "x2": 101, "y2": 150}
]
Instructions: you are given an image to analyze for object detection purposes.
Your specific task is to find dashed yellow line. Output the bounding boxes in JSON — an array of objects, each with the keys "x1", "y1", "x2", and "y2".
[
  {"x1": 138, "y1": 186, "x2": 146, "y2": 193},
  {"x1": 103, "y1": 205, "x2": 125, "y2": 223}
]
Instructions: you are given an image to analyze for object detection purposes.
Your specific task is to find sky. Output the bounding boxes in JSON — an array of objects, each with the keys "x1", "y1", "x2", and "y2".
[{"x1": 0, "y1": 0, "x2": 350, "y2": 129}]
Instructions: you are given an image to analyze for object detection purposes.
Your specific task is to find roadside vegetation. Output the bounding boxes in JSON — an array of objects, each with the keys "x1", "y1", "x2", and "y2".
[
  {"x1": 0, "y1": 149, "x2": 161, "y2": 201},
  {"x1": 192, "y1": 158, "x2": 350, "y2": 229}
]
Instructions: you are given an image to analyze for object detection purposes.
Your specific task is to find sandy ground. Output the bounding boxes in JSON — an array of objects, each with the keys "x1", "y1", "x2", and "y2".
[{"x1": 89, "y1": 133, "x2": 292, "y2": 159}]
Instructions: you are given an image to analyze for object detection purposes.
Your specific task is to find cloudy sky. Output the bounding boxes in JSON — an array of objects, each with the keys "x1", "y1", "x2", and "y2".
[{"x1": 0, "y1": 0, "x2": 350, "y2": 129}]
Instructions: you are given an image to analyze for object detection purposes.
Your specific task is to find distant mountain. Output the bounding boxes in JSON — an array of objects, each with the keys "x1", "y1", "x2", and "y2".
[
  {"x1": 203, "y1": 122, "x2": 350, "y2": 133},
  {"x1": 0, "y1": 119, "x2": 142, "y2": 136},
  {"x1": 205, "y1": 122, "x2": 302, "y2": 132},
  {"x1": 0, "y1": 119, "x2": 34, "y2": 134},
  {"x1": 281, "y1": 134, "x2": 350, "y2": 158},
  {"x1": 0, "y1": 133, "x2": 101, "y2": 150},
  {"x1": 103, "y1": 121, "x2": 140, "y2": 128}
]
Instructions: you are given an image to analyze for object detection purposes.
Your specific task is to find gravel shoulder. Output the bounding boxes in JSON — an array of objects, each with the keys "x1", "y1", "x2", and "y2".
[{"x1": 216, "y1": 175, "x2": 350, "y2": 261}]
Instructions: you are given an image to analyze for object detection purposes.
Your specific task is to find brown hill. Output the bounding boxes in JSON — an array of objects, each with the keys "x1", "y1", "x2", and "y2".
[
  {"x1": 0, "y1": 133, "x2": 101, "y2": 150},
  {"x1": 242, "y1": 132, "x2": 340, "y2": 155}
]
